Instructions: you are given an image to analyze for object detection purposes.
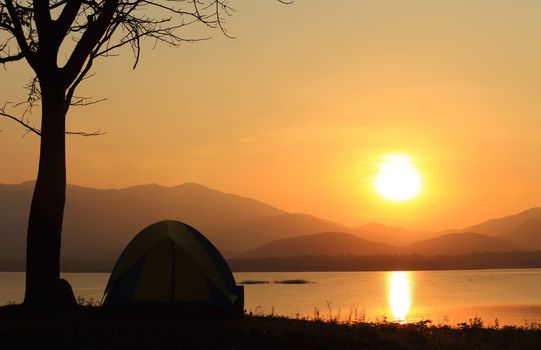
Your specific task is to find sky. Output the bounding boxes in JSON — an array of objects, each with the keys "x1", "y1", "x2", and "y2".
[{"x1": 1, "y1": 0, "x2": 541, "y2": 231}]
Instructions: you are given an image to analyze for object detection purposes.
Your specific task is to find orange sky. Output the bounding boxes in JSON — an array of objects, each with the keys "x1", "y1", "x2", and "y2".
[{"x1": 1, "y1": 0, "x2": 541, "y2": 230}]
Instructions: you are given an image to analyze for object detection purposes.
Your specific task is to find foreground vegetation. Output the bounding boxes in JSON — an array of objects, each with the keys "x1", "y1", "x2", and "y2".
[{"x1": 1, "y1": 305, "x2": 541, "y2": 349}]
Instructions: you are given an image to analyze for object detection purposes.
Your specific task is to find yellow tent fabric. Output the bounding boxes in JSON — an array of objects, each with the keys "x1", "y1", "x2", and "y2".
[{"x1": 103, "y1": 220, "x2": 243, "y2": 314}]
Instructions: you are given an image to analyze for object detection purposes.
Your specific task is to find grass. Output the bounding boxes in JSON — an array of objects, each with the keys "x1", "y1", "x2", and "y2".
[{"x1": 1, "y1": 304, "x2": 541, "y2": 349}]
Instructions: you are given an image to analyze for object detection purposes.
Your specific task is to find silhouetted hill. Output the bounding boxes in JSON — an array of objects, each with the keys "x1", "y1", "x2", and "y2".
[
  {"x1": 2, "y1": 181, "x2": 541, "y2": 271},
  {"x1": 242, "y1": 232, "x2": 398, "y2": 258},
  {"x1": 500, "y1": 219, "x2": 541, "y2": 250},
  {"x1": 352, "y1": 222, "x2": 437, "y2": 246},
  {"x1": 404, "y1": 232, "x2": 521, "y2": 255},
  {"x1": 0, "y1": 182, "x2": 286, "y2": 266},
  {"x1": 462, "y1": 207, "x2": 541, "y2": 235},
  {"x1": 243, "y1": 231, "x2": 520, "y2": 259},
  {"x1": 0, "y1": 182, "x2": 366, "y2": 268},
  {"x1": 460, "y1": 208, "x2": 541, "y2": 249},
  {"x1": 225, "y1": 213, "x2": 350, "y2": 252},
  {"x1": 0, "y1": 182, "x2": 35, "y2": 259}
]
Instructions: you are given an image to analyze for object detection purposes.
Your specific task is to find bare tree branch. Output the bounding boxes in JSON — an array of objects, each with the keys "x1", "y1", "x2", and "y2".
[
  {"x1": 33, "y1": 0, "x2": 53, "y2": 38},
  {"x1": 65, "y1": 129, "x2": 106, "y2": 136},
  {"x1": 0, "y1": 105, "x2": 106, "y2": 137},
  {"x1": 3, "y1": 0, "x2": 37, "y2": 69},
  {"x1": 62, "y1": 0, "x2": 120, "y2": 83},
  {"x1": 0, "y1": 50, "x2": 24, "y2": 64},
  {"x1": 0, "y1": 108, "x2": 41, "y2": 136},
  {"x1": 65, "y1": 56, "x2": 94, "y2": 111},
  {"x1": 53, "y1": 1, "x2": 84, "y2": 49},
  {"x1": 1, "y1": 0, "x2": 292, "y2": 135}
]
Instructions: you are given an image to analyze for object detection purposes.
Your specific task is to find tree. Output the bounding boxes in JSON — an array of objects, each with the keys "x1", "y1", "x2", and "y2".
[{"x1": 0, "y1": 0, "x2": 288, "y2": 308}]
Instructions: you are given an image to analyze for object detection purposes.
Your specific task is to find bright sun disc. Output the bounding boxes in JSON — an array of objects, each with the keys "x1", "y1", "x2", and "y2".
[{"x1": 374, "y1": 154, "x2": 422, "y2": 201}]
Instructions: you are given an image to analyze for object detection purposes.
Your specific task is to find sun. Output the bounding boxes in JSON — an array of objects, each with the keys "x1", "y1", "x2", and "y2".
[{"x1": 373, "y1": 154, "x2": 422, "y2": 201}]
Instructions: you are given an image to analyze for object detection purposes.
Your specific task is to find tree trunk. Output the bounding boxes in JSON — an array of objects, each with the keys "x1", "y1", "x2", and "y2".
[{"x1": 24, "y1": 82, "x2": 75, "y2": 308}]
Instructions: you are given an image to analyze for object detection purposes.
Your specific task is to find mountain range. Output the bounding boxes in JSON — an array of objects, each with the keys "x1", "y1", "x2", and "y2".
[{"x1": 0, "y1": 181, "x2": 540, "y2": 270}]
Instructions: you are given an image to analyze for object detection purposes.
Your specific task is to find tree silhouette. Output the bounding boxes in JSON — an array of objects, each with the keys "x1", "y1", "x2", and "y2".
[{"x1": 0, "y1": 0, "x2": 288, "y2": 308}]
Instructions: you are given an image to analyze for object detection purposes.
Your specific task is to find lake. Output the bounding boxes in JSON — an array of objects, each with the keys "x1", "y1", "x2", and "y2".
[{"x1": 2, "y1": 269, "x2": 541, "y2": 326}]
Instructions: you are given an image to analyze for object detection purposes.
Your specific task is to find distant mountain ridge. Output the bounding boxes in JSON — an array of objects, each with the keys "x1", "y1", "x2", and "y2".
[
  {"x1": 403, "y1": 232, "x2": 520, "y2": 256},
  {"x1": 227, "y1": 213, "x2": 351, "y2": 251},
  {"x1": 0, "y1": 181, "x2": 540, "y2": 270},
  {"x1": 352, "y1": 222, "x2": 437, "y2": 246},
  {"x1": 242, "y1": 232, "x2": 398, "y2": 258},
  {"x1": 459, "y1": 207, "x2": 541, "y2": 250},
  {"x1": 461, "y1": 208, "x2": 541, "y2": 236},
  {"x1": 242, "y1": 231, "x2": 521, "y2": 258},
  {"x1": 501, "y1": 219, "x2": 541, "y2": 250},
  {"x1": 0, "y1": 181, "x2": 287, "y2": 263}
]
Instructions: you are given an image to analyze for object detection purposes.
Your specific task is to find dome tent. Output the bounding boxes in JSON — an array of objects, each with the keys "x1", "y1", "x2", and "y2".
[{"x1": 103, "y1": 220, "x2": 243, "y2": 315}]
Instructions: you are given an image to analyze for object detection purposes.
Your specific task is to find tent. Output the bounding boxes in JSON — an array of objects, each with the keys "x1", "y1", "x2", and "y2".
[{"x1": 103, "y1": 220, "x2": 243, "y2": 315}]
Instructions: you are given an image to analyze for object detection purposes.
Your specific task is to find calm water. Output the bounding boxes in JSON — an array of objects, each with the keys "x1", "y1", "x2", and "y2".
[{"x1": 2, "y1": 269, "x2": 541, "y2": 326}]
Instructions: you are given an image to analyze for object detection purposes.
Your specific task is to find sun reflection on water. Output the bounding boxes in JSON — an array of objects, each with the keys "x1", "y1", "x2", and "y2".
[{"x1": 388, "y1": 271, "x2": 412, "y2": 322}]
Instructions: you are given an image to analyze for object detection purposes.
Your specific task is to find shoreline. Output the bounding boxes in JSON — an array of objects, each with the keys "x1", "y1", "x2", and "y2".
[
  {"x1": 3, "y1": 266, "x2": 541, "y2": 273},
  {"x1": 2, "y1": 250, "x2": 541, "y2": 273}
]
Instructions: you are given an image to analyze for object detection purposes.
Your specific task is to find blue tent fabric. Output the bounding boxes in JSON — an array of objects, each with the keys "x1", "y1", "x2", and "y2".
[
  {"x1": 103, "y1": 220, "x2": 243, "y2": 315},
  {"x1": 183, "y1": 223, "x2": 238, "y2": 294},
  {"x1": 104, "y1": 258, "x2": 145, "y2": 306}
]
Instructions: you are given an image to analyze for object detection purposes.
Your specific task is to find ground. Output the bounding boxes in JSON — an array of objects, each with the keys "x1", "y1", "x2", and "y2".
[{"x1": 1, "y1": 305, "x2": 541, "y2": 349}]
